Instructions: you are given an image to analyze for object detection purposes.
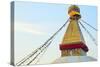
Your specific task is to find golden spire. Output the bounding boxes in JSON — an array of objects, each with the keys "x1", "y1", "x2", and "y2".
[{"x1": 60, "y1": 5, "x2": 88, "y2": 57}]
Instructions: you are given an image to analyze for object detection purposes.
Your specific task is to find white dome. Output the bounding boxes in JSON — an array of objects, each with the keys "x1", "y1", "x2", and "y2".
[{"x1": 53, "y1": 56, "x2": 97, "y2": 63}]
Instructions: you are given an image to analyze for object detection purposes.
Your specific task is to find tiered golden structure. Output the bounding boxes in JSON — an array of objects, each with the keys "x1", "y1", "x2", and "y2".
[{"x1": 60, "y1": 5, "x2": 88, "y2": 57}]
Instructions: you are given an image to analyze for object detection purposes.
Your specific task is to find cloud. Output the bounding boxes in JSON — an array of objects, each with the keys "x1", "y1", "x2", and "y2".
[{"x1": 15, "y1": 22, "x2": 46, "y2": 35}]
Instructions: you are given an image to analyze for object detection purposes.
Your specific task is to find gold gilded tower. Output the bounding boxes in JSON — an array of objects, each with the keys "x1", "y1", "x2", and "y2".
[{"x1": 60, "y1": 5, "x2": 88, "y2": 57}]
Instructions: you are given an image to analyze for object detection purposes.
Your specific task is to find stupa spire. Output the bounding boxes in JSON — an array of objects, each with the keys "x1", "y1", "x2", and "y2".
[{"x1": 60, "y1": 5, "x2": 88, "y2": 57}]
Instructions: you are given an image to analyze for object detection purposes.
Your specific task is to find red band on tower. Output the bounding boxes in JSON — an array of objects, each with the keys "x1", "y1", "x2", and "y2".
[{"x1": 60, "y1": 42, "x2": 88, "y2": 52}]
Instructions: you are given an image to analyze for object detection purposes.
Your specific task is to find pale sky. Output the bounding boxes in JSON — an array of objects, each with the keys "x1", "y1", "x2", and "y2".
[{"x1": 14, "y1": 1, "x2": 97, "y2": 64}]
